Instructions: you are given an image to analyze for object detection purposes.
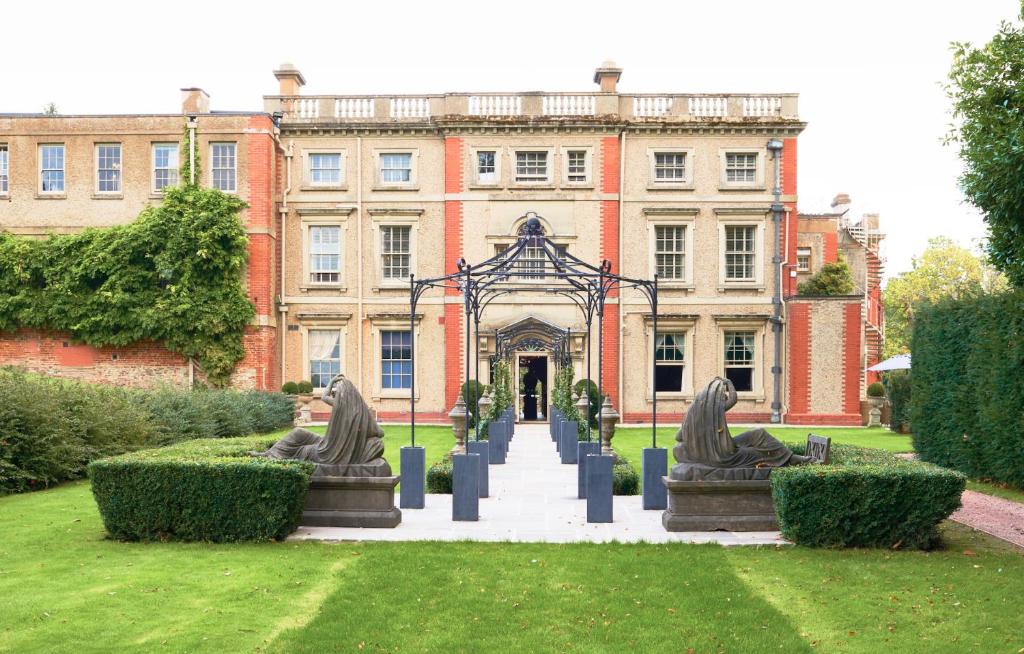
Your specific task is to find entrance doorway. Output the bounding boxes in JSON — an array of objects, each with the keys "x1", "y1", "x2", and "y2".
[{"x1": 517, "y1": 355, "x2": 549, "y2": 422}]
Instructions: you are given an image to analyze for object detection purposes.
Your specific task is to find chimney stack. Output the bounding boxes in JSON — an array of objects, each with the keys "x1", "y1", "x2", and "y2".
[
  {"x1": 593, "y1": 60, "x2": 623, "y2": 93},
  {"x1": 274, "y1": 63, "x2": 306, "y2": 96},
  {"x1": 180, "y1": 88, "x2": 210, "y2": 114},
  {"x1": 831, "y1": 193, "x2": 851, "y2": 209}
]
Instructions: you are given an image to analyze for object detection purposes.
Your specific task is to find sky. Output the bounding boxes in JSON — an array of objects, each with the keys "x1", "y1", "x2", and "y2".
[{"x1": 4, "y1": 0, "x2": 1020, "y2": 279}]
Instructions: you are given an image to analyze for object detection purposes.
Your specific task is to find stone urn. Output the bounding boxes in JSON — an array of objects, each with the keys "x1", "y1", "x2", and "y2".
[
  {"x1": 449, "y1": 395, "x2": 468, "y2": 454},
  {"x1": 477, "y1": 390, "x2": 493, "y2": 433},
  {"x1": 576, "y1": 390, "x2": 591, "y2": 439},
  {"x1": 598, "y1": 396, "x2": 620, "y2": 456}
]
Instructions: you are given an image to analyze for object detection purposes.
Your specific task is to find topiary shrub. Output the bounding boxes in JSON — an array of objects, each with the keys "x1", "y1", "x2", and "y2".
[
  {"x1": 296, "y1": 380, "x2": 314, "y2": 394},
  {"x1": 771, "y1": 444, "x2": 965, "y2": 549},
  {"x1": 884, "y1": 370, "x2": 912, "y2": 433},
  {"x1": 612, "y1": 455, "x2": 640, "y2": 495},
  {"x1": 88, "y1": 435, "x2": 312, "y2": 542},
  {"x1": 281, "y1": 381, "x2": 299, "y2": 395},
  {"x1": 797, "y1": 256, "x2": 855, "y2": 296},
  {"x1": 866, "y1": 381, "x2": 885, "y2": 398},
  {"x1": 426, "y1": 458, "x2": 453, "y2": 494},
  {"x1": 460, "y1": 380, "x2": 485, "y2": 427}
]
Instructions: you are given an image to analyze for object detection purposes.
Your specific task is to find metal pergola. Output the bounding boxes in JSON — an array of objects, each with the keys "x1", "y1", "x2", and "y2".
[{"x1": 407, "y1": 214, "x2": 661, "y2": 448}]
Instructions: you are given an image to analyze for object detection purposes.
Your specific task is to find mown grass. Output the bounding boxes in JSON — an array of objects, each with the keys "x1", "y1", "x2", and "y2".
[
  {"x1": 0, "y1": 481, "x2": 1020, "y2": 653},
  {"x1": 965, "y1": 480, "x2": 1024, "y2": 504}
]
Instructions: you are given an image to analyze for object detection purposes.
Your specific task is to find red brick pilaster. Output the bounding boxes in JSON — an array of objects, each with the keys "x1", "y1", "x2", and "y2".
[
  {"x1": 787, "y1": 302, "x2": 811, "y2": 416},
  {"x1": 823, "y1": 232, "x2": 838, "y2": 265},
  {"x1": 599, "y1": 136, "x2": 620, "y2": 406},
  {"x1": 444, "y1": 137, "x2": 465, "y2": 410},
  {"x1": 782, "y1": 137, "x2": 799, "y2": 296},
  {"x1": 245, "y1": 115, "x2": 276, "y2": 390},
  {"x1": 842, "y1": 301, "x2": 863, "y2": 415}
]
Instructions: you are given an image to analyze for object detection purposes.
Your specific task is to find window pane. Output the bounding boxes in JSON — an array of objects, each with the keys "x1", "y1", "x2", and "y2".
[
  {"x1": 655, "y1": 225, "x2": 685, "y2": 279},
  {"x1": 381, "y1": 330, "x2": 412, "y2": 389},
  {"x1": 381, "y1": 226, "x2": 411, "y2": 279},
  {"x1": 153, "y1": 144, "x2": 179, "y2": 191},
  {"x1": 309, "y1": 329, "x2": 342, "y2": 389},
  {"x1": 724, "y1": 330, "x2": 755, "y2": 392},
  {"x1": 211, "y1": 143, "x2": 236, "y2": 191},
  {"x1": 725, "y1": 152, "x2": 757, "y2": 183},
  {"x1": 310, "y1": 225, "x2": 342, "y2": 283},
  {"x1": 380, "y1": 153, "x2": 412, "y2": 183},
  {"x1": 40, "y1": 145, "x2": 65, "y2": 192},
  {"x1": 655, "y1": 365, "x2": 684, "y2": 393},
  {"x1": 654, "y1": 152, "x2": 686, "y2": 180},
  {"x1": 567, "y1": 150, "x2": 587, "y2": 182},
  {"x1": 0, "y1": 145, "x2": 8, "y2": 194},
  {"x1": 310, "y1": 153, "x2": 342, "y2": 185},
  {"x1": 97, "y1": 144, "x2": 121, "y2": 193},
  {"x1": 724, "y1": 226, "x2": 756, "y2": 280},
  {"x1": 725, "y1": 367, "x2": 753, "y2": 392},
  {"x1": 515, "y1": 151, "x2": 547, "y2": 181}
]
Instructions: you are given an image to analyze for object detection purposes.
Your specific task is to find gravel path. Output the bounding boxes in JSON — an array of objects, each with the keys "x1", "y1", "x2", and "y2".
[{"x1": 950, "y1": 490, "x2": 1024, "y2": 548}]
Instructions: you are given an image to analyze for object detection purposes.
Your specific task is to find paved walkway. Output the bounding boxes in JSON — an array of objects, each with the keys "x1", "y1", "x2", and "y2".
[
  {"x1": 290, "y1": 423, "x2": 786, "y2": 546},
  {"x1": 951, "y1": 490, "x2": 1024, "y2": 548}
]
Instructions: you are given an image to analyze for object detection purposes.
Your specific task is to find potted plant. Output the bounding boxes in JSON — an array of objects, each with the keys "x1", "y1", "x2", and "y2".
[{"x1": 866, "y1": 381, "x2": 885, "y2": 428}]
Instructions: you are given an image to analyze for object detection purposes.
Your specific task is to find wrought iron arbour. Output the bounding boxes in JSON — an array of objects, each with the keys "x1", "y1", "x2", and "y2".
[{"x1": 407, "y1": 214, "x2": 660, "y2": 447}]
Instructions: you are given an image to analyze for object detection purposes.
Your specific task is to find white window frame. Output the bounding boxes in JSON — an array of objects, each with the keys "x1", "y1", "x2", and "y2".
[
  {"x1": 512, "y1": 148, "x2": 554, "y2": 186},
  {"x1": 471, "y1": 147, "x2": 501, "y2": 187},
  {"x1": 370, "y1": 212, "x2": 420, "y2": 289},
  {"x1": 796, "y1": 246, "x2": 812, "y2": 273},
  {"x1": 646, "y1": 214, "x2": 695, "y2": 287},
  {"x1": 303, "y1": 326, "x2": 346, "y2": 393},
  {"x1": 645, "y1": 317, "x2": 696, "y2": 400},
  {"x1": 302, "y1": 218, "x2": 347, "y2": 290},
  {"x1": 210, "y1": 142, "x2": 237, "y2": 193},
  {"x1": 94, "y1": 143, "x2": 122, "y2": 195},
  {"x1": 302, "y1": 149, "x2": 346, "y2": 189},
  {"x1": 151, "y1": 142, "x2": 179, "y2": 194},
  {"x1": 0, "y1": 144, "x2": 8, "y2": 196},
  {"x1": 561, "y1": 146, "x2": 593, "y2": 187},
  {"x1": 719, "y1": 148, "x2": 766, "y2": 190},
  {"x1": 716, "y1": 211, "x2": 766, "y2": 289},
  {"x1": 370, "y1": 316, "x2": 422, "y2": 400},
  {"x1": 374, "y1": 149, "x2": 418, "y2": 190},
  {"x1": 38, "y1": 143, "x2": 65, "y2": 195},
  {"x1": 715, "y1": 322, "x2": 766, "y2": 398},
  {"x1": 647, "y1": 147, "x2": 695, "y2": 190}
]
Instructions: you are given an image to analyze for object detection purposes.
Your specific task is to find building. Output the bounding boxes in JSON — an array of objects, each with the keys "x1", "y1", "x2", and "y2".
[{"x1": 0, "y1": 63, "x2": 878, "y2": 425}]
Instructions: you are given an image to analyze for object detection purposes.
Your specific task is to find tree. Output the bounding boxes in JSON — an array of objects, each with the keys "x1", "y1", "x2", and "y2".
[
  {"x1": 42, "y1": 102, "x2": 59, "y2": 115},
  {"x1": 947, "y1": 12, "x2": 1024, "y2": 288},
  {"x1": 797, "y1": 256, "x2": 854, "y2": 296},
  {"x1": 882, "y1": 236, "x2": 1006, "y2": 357}
]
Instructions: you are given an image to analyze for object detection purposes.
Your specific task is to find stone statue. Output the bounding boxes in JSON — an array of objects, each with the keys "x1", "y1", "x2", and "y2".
[
  {"x1": 670, "y1": 377, "x2": 813, "y2": 481},
  {"x1": 257, "y1": 374, "x2": 391, "y2": 477}
]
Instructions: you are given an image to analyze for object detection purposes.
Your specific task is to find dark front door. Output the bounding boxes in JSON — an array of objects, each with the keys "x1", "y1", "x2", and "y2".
[{"x1": 519, "y1": 355, "x2": 548, "y2": 421}]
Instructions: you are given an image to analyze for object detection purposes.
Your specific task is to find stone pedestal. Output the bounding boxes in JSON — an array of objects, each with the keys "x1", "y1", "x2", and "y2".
[
  {"x1": 641, "y1": 447, "x2": 668, "y2": 510},
  {"x1": 559, "y1": 421, "x2": 579, "y2": 464},
  {"x1": 488, "y1": 426, "x2": 507, "y2": 464},
  {"x1": 399, "y1": 446, "x2": 425, "y2": 509},
  {"x1": 452, "y1": 453, "x2": 480, "y2": 521},
  {"x1": 577, "y1": 441, "x2": 601, "y2": 498},
  {"x1": 302, "y1": 475, "x2": 401, "y2": 528},
  {"x1": 466, "y1": 441, "x2": 490, "y2": 497},
  {"x1": 586, "y1": 454, "x2": 614, "y2": 523},
  {"x1": 661, "y1": 478, "x2": 778, "y2": 531}
]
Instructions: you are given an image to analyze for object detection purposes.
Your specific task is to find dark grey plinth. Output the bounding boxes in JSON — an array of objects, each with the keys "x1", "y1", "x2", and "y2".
[
  {"x1": 586, "y1": 454, "x2": 614, "y2": 523},
  {"x1": 661, "y1": 478, "x2": 778, "y2": 531},
  {"x1": 641, "y1": 447, "x2": 668, "y2": 510},
  {"x1": 399, "y1": 446, "x2": 425, "y2": 509},
  {"x1": 302, "y1": 475, "x2": 401, "y2": 528},
  {"x1": 488, "y1": 428, "x2": 506, "y2": 464},
  {"x1": 452, "y1": 453, "x2": 480, "y2": 521},
  {"x1": 559, "y1": 421, "x2": 579, "y2": 464},
  {"x1": 577, "y1": 441, "x2": 601, "y2": 498},
  {"x1": 466, "y1": 441, "x2": 490, "y2": 497}
]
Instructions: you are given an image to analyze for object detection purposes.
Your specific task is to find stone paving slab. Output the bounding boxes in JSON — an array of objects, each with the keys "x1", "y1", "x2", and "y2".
[{"x1": 290, "y1": 423, "x2": 788, "y2": 547}]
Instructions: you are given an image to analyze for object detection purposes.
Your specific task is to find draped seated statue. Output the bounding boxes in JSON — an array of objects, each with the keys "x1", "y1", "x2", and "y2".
[
  {"x1": 670, "y1": 377, "x2": 813, "y2": 482},
  {"x1": 257, "y1": 374, "x2": 392, "y2": 478}
]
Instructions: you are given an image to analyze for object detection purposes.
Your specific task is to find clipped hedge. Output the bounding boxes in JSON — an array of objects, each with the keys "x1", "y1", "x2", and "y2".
[
  {"x1": 612, "y1": 455, "x2": 640, "y2": 496},
  {"x1": 771, "y1": 444, "x2": 965, "y2": 549},
  {"x1": 89, "y1": 436, "x2": 312, "y2": 542},
  {"x1": 426, "y1": 458, "x2": 453, "y2": 494},
  {"x1": 910, "y1": 291, "x2": 1024, "y2": 488}
]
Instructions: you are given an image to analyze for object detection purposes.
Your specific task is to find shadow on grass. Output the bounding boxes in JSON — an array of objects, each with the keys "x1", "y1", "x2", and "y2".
[{"x1": 264, "y1": 541, "x2": 812, "y2": 653}]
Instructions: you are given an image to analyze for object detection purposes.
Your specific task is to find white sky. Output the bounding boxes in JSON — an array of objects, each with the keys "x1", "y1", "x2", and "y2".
[{"x1": 5, "y1": 0, "x2": 1019, "y2": 278}]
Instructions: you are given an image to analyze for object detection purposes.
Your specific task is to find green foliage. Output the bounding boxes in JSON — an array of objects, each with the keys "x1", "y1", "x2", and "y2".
[
  {"x1": 42, "y1": 102, "x2": 59, "y2": 115},
  {"x1": 883, "y1": 370, "x2": 912, "y2": 433},
  {"x1": 88, "y1": 435, "x2": 312, "y2": 542},
  {"x1": 552, "y1": 365, "x2": 585, "y2": 438},
  {"x1": 947, "y1": 14, "x2": 1024, "y2": 288},
  {"x1": 797, "y1": 256, "x2": 854, "y2": 296},
  {"x1": 866, "y1": 381, "x2": 885, "y2": 398},
  {"x1": 296, "y1": 380, "x2": 314, "y2": 394},
  {"x1": 426, "y1": 458, "x2": 453, "y2": 494},
  {"x1": 612, "y1": 455, "x2": 640, "y2": 495},
  {"x1": 910, "y1": 290, "x2": 1024, "y2": 489},
  {"x1": 573, "y1": 379, "x2": 603, "y2": 428},
  {"x1": 882, "y1": 236, "x2": 1007, "y2": 357},
  {"x1": 0, "y1": 185, "x2": 254, "y2": 384},
  {"x1": 179, "y1": 120, "x2": 201, "y2": 185},
  {"x1": 485, "y1": 361, "x2": 513, "y2": 423},
  {"x1": 282, "y1": 381, "x2": 299, "y2": 394},
  {"x1": 460, "y1": 379, "x2": 485, "y2": 427},
  {"x1": 0, "y1": 369, "x2": 294, "y2": 494},
  {"x1": 771, "y1": 444, "x2": 965, "y2": 549}
]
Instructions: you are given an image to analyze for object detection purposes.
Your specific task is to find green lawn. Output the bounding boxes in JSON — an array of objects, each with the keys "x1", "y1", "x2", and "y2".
[{"x1": 1, "y1": 481, "x2": 1021, "y2": 653}]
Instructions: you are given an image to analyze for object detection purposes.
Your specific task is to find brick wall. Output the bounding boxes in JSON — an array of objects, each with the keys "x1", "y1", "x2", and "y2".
[
  {"x1": 782, "y1": 137, "x2": 799, "y2": 296},
  {"x1": 443, "y1": 137, "x2": 465, "y2": 411},
  {"x1": 599, "y1": 136, "x2": 620, "y2": 407},
  {"x1": 245, "y1": 115, "x2": 278, "y2": 390}
]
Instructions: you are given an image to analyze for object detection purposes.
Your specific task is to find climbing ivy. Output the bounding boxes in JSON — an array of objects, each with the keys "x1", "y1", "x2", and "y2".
[
  {"x1": 180, "y1": 120, "x2": 201, "y2": 185},
  {"x1": 0, "y1": 185, "x2": 254, "y2": 384}
]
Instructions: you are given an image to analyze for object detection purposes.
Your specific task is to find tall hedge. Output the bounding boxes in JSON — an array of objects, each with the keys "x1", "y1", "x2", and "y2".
[{"x1": 911, "y1": 290, "x2": 1024, "y2": 488}]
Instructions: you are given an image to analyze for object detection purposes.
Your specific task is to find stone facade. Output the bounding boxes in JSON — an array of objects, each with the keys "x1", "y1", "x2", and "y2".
[{"x1": 0, "y1": 65, "x2": 878, "y2": 425}]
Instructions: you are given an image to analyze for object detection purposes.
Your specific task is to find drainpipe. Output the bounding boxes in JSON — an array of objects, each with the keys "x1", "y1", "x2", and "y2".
[
  {"x1": 767, "y1": 138, "x2": 785, "y2": 424},
  {"x1": 279, "y1": 139, "x2": 294, "y2": 388},
  {"x1": 356, "y1": 137, "x2": 364, "y2": 390}
]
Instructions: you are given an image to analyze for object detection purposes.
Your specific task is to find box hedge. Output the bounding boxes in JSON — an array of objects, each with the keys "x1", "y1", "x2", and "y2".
[
  {"x1": 910, "y1": 290, "x2": 1024, "y2": 489},
  {"x1": 771, "y1": 444, "x2": 965, "y2": 549},
  {"x1": 88, "y1": 436, "x2": 312, "y2": 542}
]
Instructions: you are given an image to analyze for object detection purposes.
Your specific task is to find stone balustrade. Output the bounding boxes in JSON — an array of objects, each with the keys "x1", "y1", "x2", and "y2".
[{"x1": 266, "y1": 92, "x2": 799, "y2": 123}]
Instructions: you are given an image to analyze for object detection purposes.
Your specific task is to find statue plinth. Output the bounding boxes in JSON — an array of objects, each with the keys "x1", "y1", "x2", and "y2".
[
  {"x1": 302, "y1": 474, "x2": 401, "y2": 528},
  {"x1": 661, "y1": 478, "x2": 778, "y2": 531}
]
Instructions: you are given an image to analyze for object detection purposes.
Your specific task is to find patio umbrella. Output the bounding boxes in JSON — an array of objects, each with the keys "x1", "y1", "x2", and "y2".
[{"x1": 866, "y1": 353, "x2": 911, "y2": 372}]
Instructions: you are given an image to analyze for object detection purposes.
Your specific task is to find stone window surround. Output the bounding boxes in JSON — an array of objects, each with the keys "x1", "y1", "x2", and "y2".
[
  {"x1": 646, "y1": 146, "x2": 695, "y2": 191},
  {"x1": 37, "y1": 142, "x2": 66, "y2": 198},
  {"x1": 373, "y1": 148, "x2": 419, "y2": 191},
  {"x1": 296, "y1": 315, "x2": 350, "y2": 393},
  {"x1": 298, "y1": 207, "x2": 353, "y2": 292},
  {"x1": 715, "y1": 208, "x2": 768, "y2": 291},
  {"x1": 644, "y1": 208, "x2": 696, "y2": 289},
  {"x1": 718, "y1": 147, "x2": 766, "y2": 190},
  {"x1": 797, "y1": 246, "x2": 813, "y2": 273},
  {"x1": 301, "y1": 148, "x2": 347, "y2": 190},
  {"x1": 714, "y1": 315, "x2": 768, "y2": 401},
  {"x1": 643, "y1": 314, "x2": 697, "y2": 401},
  {"x1": 209, "y1": 141, "x2": 238, "y2": 194},
  {"x1": 150, "y1": 141, "x2": 179, "y2": 196},
  {"x1": 93, "y1": 142, "x2": 122, "y2": 198},
  {"x1": 560, "y1": 145, "x2": 594, "y2": 188},
  {"x1": 369, "y1": 209, "x2": 421, "y2": 290},
  {"x1": 368, "y1": 313, "x2": 422, "y2": 400},
  {"x1": 511, "y1": 146, "x2": 556, "y2": 188},
  {"x1": 469, "y1": 145, "x2": 502, "y2": 188}
]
